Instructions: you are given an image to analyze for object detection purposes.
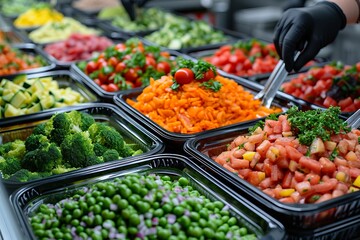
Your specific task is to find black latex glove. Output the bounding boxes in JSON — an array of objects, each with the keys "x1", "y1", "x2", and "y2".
[
  {"x1": 273, "y1": 1, "x2": 346, "y2": 72},
  {"x1": 121, "y1": 0, "x2": 148, "y2": 20},
  {"x1": 282, "y1": 0, "x2": 307, "y2": 11}
]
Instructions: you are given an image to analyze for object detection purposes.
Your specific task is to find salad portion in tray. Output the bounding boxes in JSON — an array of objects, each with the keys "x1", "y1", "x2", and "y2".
[
  {"x1": 280, "y1": 61, "x2": 360, "y2": 113},
  {"x1": 11, "y1": 154, "x2": 285, "y2": 240},
  {"x1": 184, "y1": 106, "x2": 360, "y2": 229}
]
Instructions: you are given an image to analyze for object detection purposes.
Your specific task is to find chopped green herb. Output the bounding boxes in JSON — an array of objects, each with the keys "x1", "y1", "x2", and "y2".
[
  {"x1": 238, "y1": 143, "x2": 245, "y2": 149},
  {"x1": 200, "y1": 80, "x2": 222, "y2": 92},
  {"x1": 329, "y1": 148, "x2": 339, "y2": 161}
]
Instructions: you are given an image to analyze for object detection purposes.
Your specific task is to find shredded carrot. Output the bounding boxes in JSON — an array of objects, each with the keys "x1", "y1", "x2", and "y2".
[{"x1": 126, "y1": 75, "x2": 282, "y2": 134}]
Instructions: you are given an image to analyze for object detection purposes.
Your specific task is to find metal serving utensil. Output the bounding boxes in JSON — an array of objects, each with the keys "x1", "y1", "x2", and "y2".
[
  {"x1": 346, "y1": 109, "x2": 360, "y2": 129},
  {"x1": 255, "y1": 52, "x2": 301, "y2": 109}
]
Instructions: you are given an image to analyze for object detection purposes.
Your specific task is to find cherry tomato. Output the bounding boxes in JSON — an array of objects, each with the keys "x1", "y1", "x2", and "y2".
[
  {"x1": 86, "y1": 61, "x2": 98, "y2": 74},
  {"x1": 100, "y1": 84, "x2": 109, "y2": 91},
  {"x1": 108, "y1": 57, "x2": 119, "y2": 67},
  {"x1": 174, "y1": 68, "x2": 194, "y2": 84},
  {"x1": 156, "y1": 61, "x2": 171, "y2": 74},
  {"x1": 124, "y1": 68, "x2": 139, "y2": 81},
  {"x1": 199, "y1": 69, "x2": 215, "y2": 82},
  {"x1": 107, "y1": 83, "x2": 120, "y2": 92},
  {"x1": 145, "y1": 56, "x2": 156, "y2": 68},
  {"x1": 115, "y1": 62, "x2": 126, "y2": 73},
  {"x1": 115, "y1": 43, "x2": 126, "y2": 51}
]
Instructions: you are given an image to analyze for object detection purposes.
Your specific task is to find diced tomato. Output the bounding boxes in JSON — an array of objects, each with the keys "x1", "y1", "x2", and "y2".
[
  {"x1": 294, "y1": 171, "x2": 305, "y2": 182},
  {"x1": 282, "y1": 171, "x2": 293, "y2": 188},
  {"x1": 312, "y1": 178, "x2": 338, "y2": 193},
  {"x1": 338, "y1": 97, "x2": 353, "y2": 110},
  {"x1": 299, "y1": 156, "x2": 322, "y2": 174}
]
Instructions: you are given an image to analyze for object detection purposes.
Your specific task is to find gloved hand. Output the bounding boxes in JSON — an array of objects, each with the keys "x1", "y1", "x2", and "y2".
[
  {"x1": 121, "y1": 0, "x2": 148, "y2": 20},
  {"x1": 273, "y1": 1, "x2": 346, "y2": 72},
  {"x1": 282, "y1": 0, "x2": 307, "y2": 12}
]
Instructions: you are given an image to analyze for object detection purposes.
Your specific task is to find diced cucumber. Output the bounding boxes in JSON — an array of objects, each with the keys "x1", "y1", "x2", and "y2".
[
  {"x1": 13, "y1": 74, "x2": 27, "y2": 85},
  {"x1": 40, "y1": 95, "x2": 55, "y2": 109},
  {"x1": 10, "y1": 91, "x2": 28, "y2": 108},
  {"x1": 22, "y1": 79, "x2": 36, "y2": 89},
  {"x1": 29, "y1": 79, "x2": 45, "y2": 93},
  {"x1": 4, "y1": 104, "x2": 24, "y2": 118},
  {"x1": 3, "y1": 80, "x2": 24, "y2": 92},
  {"x1": 2, "y1": 93, "x2": 13, "y2": 102},
  {"x1": 26, "y1": 103, "x2": 42, "y2": 114}
]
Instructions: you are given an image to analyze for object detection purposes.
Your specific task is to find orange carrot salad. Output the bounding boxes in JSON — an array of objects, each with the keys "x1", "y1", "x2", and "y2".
[{"x1": 126, "y1": 75, "x2": 282, "y2": 134}]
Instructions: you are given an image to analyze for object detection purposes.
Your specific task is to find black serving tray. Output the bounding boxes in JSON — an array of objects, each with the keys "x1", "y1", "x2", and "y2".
[
  {"x1": 0, "y1": 103, "x2": 164, "y2": 194},
  {"x1": 183, "y1": 121, "x2": 360, "y2": 231},
  {"x1": 10, "y1": 153, "x2": 285, "y2": 240}
]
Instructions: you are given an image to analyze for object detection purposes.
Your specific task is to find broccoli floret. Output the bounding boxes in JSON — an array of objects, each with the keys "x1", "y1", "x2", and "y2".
[
  {"x1": 32, "y1": 121, "x2": 53, "y2": 137},
  {"x1": 60, "y1": 131, "x2": 96, "y2": 168},
  {"x1": 86, "y1": 155, "x2": 104, "y2": 166},
  {"x1": 0, "y1": 156, "x2": 22, "y2": 176},
  {"x1": 51, "y1": 165, "x2": 78, "y2": 175},
  {"x1": 8, "y1": 169, "x2": 32, "y2": 182},
  {"x1": 79, "y1": 112, "x2": 95, "y2": 131},
  {"x1": 0, "y1": 143, "x2": 12, "y2": 156},
  {"x1": 93, "y1": 143, "x2": 108, "y2": 156},
  {"x1": 50, "y1": 113, "x2": 72, "y2": 145},
  {"x1": 5, "y1": 140, "x2": 26, "y2": 160},
  {"x1": 103, "y1": 149, "x2": 120, "y2": 162},
  {"x1": 24, "y1": 134, "x2": 48, "y2": 152},
  {"x1": 21, "y1": 142, "x2": 62, "y2": 172},
  {"x1": 88, "y1": 123, "x2": 125, "y2": 154}
]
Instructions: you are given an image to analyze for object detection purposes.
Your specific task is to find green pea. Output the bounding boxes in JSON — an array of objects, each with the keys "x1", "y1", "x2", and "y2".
[
  {"x1": 102, "y1": 197, "x2": 112, "y2": 209},
  {"x1": 130, "y1": 183, "x2": 141, "y2": 194},
  {"x1": 82, "y1": 215, "x2": 93, "y2": 226},
  {"x1": 157, "y1": 228, "x2": 171, "y2": 240},
  {"x1": 161, "y1": 175, "x2": 171, "y2": 181},
  {"x1": 71, "y1": 219, "x2": 80, "y2": 227},
  {"x1": 129, "y1": 213, "x2": 140, "y2": 226},
  {"x1": 173, "y1": 206, "x2": 185, "y2": 216},
  {"x1": 213, "y1": 201, "x2": 224, "y2": 210},
  {"x1": 218, "y1": 223, "x2": 229, "y2": 233},
  {"x1": 156, "y1": 192, "x2": 163, "y2": 201},
  {"x1": 193, "y1": 203, "x2": 202, "y2": 212},
  {"x1": 239, "y1": 227, "x2": 248, "y2": 236},
  {"x1": 64, "y1": 214, "x2": 72, "y2": 223},
  {"x1": 102, "y1": 209, "x2": 115, "y2": 219},
  {"x1": 128, "y1": 194, "x2": 140, "y2": 205},
  {"x1": 64, "y1": 202, "x2": 76, "y2": 210},
  {"x1": 159, "y1": 217, "x2": 167, "y2": 227},
  {"x1": 63, "y1": 232, "x2": 73, "y2": 240},
  {"x1": 188, "y1": 226, "x2": 202, "y2": 237},
  {"x1": 117, "y1": 199, "x2": 129, "y2": 210},
  {"x1": 72, "y1": 208, "x2": 82, "y2": 219},
  {"x1": 179, "y1": 216, "x2": 190, "y2": 228},
  {"x1": 215, "y1": 231, "x2": 225, "y2": 240},
  {"x1": 92, "y1": 190, "x2": 101, "y2": 198},
  {"x1": 94, "y1": 214, "x2": 103, "y2": 225},
  {"x1": 76, "y1": 226, "x2": 84, "y2": 234},
  {"x1": 198, "y1": 218, "x2": 207, "y2": 228},
  {"x1": 220, "y1": 210, "x2": 229, "y2": 216},
  {"x1": 86, "y1": 197, "x2": 96, "y2": 206},
  {"x1": 128, "y1": 227, "x2": 138, "y2": 235},
  {"x1": 32, "y1": 222, "x2": 45, "y2": 230},
  {"x1": 79, "y1": 232, "x2": 88, "y2": 239},
  {"x1": 136, "y1": 201, "x2": 151, "y2": 213},
  {"x1": 101, "y1": 229, "x2": 109, "y2": 238},
  {"x1": 221, "y1": 216, "x2": 229, "y2": 223},
  {"x1": 145, "y1": 219, "x2": 152, "y2": 228},
  {"x1": 122, "y1": 209, "x2": 131, "y2": 219},
  {"x1": 162, "y1": 203, "x2": 173, "y2": 213},
  {"x1": 105, "y1": 185, "x2": 116, "y2": 197},
  {"x1": 199, "y1": 208, "x2": 209, "y2": 219},
  {"x1": 119, "y1": 184, "x2": 132, "y2": 198},
  {"x1": 116, "y1": 218, "x2": 126, "y2": 227},
  {"x1": 203, "y1": 227, "x2": 215, "y2": 238},
  {"x1": 54, "y1": 231, "x2": 64, "y2": 239},
  {"x1": 118, "y1": 225, "x2": 127, "y2": 234},
  {"x1": 79, "y1": 201, "x2": 88, "y2": 211},
  {"x1": 205, "y1": 202, "x2": 215, "y2": 211},
  {"x1": 228, "y1": 216, "x2": 237, "y2": 226},
  {"x1": 178, "y1": 177, "x2": 189, "y2": 186},
  {"x1": 91, "y1": 232, "x2": 103, "y2": 240},
  {"x1": 89, "y1": 204, "x2": 102, "y2": 214},
  {"x1": 145, "y1": 179, "x2": 157, "y2": 189},
  {"x1": 171, "y1": 223, "x2": 181, "y2": 235},
  {"x1": 154, "y1": 208, "x2": 164, "y2": 217},
  {"x1": 152, "y1": 201, "x2": 160, "y2": 209},
  {"x1": 190, "y1": 212, "x2": 200, "y2": 222},
  {"x1": 34, "y1": 229, "x2": 45, "y2": 237}
]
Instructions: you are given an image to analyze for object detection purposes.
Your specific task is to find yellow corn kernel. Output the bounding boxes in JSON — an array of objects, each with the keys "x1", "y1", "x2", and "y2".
[
  {"x1": 282, "y1": 131, "x2": 293, "y2": 137},
  {"x1": 280, "y1": 189, "x2": 295, "y2": 197},
  {"x1": 336, "y1": 171, "x2": 348, "y2": 183},
  {"x1": 353, "y1": 176, "x2": 360, "y2": 188},
  {"x1": 243, "y1": 151, "x2": 256, "y2": 161},
  {"x1": 271, "y1": 147, "x2": 280, "y2": 157},
  {"x1": 258, "y1": 172, "x2": 266, "y2": 182}
]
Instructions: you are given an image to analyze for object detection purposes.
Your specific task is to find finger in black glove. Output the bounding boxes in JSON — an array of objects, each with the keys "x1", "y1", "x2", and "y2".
[{"x1": 273, "y1": 1, "x2": 346, "y2": 72}]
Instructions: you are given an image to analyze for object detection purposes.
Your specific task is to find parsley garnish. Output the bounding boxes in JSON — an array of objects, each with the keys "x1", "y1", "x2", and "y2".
[
  {"x1": 170, "y1": 80, "x2": 180, "y2": 91},
  {"x1": 329, "y1": 148, "x2": 338, "y2": 161},
  {"x1": 200, "y1": 80, "x2": 222, "y2": 92},
  {"x1": 287, "y1": 106, "x2": 350, "y2": 146},
  {"x1": 238, "y1": 143, "x2": 245, "y2": 149}
]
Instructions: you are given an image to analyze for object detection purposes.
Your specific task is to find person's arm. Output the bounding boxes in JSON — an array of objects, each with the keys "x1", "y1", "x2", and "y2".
[
  {"x1": 273, "y1": 0, "x2": 360, "y2": 72},
  {"x1": 329, "y1": 0, "x2": 360, "y2": 23}
]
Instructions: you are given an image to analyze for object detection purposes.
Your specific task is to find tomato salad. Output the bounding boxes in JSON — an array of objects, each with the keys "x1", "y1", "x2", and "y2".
[
  {"x1": 78, "y1": 38, "x2": 174, "y2": 92},
  {"x1": 214, "y1": 107, "x2": 360, "y2": 204},
  {"x1": 0, "y1": 44, "x2": 47, "y2": 76},
  {"x1": 281, "y1": 61, "x2": 360, "y2": 113}
]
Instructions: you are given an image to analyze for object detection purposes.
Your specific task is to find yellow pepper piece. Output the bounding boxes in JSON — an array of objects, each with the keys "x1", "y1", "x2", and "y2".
[
  {"x1": 336, "y1": 171, "x2": 348, "y2": 183},
  {"x1": 258, "y1": 172, "x2": 265, "y2": 182},
  {"x1": 243, "y1": 151, "x2": 256, "y2": 161},
  {"x1": 353, "y1": 176, "x2": 360, "y2": 188},
  {"x1": 280, "y1": 189, "x2": 295, "y2": 197},
  {"x1": 14, "y1": 7, "x2": 63, "y2": 28}
]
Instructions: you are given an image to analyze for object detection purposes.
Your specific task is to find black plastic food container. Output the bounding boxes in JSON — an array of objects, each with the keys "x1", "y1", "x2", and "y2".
[
  {"x1": 10, "y1": 153, "x2": 285, "y2": 240},
  {"x1": 113, "y1": 75, "x2": 295, "y2": 154},
  {"x1": 70, "y1": 49, "x2": 184, "y2": 102},
  {"x1": 0, "y1": 103, "x2": 164, "y2": 194},
  {"x1": 0, "y1": 70, "x2": 99, "y2": 121},
  {"x1": 0, "y1": 43, "x2": 56, "y2": 78},
  {"x1": 0, "y1": 29, "x2": 29, "y2": 43},
  {"x1": 183, "y1": 123, "x2": 360, "y2": 231}
]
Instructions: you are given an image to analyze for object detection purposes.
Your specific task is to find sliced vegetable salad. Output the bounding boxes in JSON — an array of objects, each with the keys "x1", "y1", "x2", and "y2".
[
  {"x1": 0, "y1": 44, "x2": 47, "y2": 76},
  {"x1": 0, "y1": 75, "x2": 86, "y2": 118},
  {"x1": 78, "y1": 38, "x2": 174, "y2": 92},
  {"x1": 281, "y1": 61, "x2": 360, "y2": 112},
  {"x1": 214, "y1": 107, "x2": 360, "y2": 204},
  {"x1": 44, "y1": 33, "x2": 113, "y2": 62},
  {"x1": 145, "y1": 20, "x2": 228, "y2": 50},
  {"x1": 126, "y1": 59, "x2": 282, "y2": 134},
  {"x1": 28, "y1": 173, "x2": 256, "y2": 240}
]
